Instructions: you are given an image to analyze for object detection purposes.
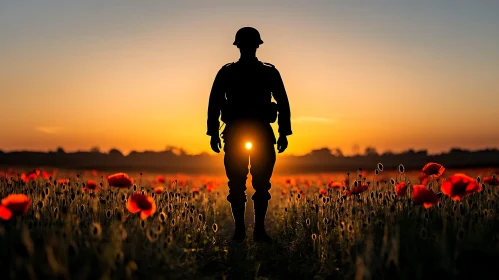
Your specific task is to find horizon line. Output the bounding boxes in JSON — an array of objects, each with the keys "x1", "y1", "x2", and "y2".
[{"x1": 2, "y1": 146, "x2": 498, "y2": 157}]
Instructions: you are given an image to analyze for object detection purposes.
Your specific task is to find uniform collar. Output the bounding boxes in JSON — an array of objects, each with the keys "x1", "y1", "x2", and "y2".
[{"x1": 238, "y1": 56, "x2": 260, "y2": 63}]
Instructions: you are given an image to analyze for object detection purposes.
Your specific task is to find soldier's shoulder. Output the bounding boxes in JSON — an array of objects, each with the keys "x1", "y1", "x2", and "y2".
[
  {"x1": 221, "y1": 62, "x2": 235, "y2": 69},
  {"x1": 261, "y1": 61, "x2": 280, "y2": 75},
  {"x1": 261, "y1": 61, "x2": 276, "y2": 68},
  {"x1": 217, "y1": 62, "x2": 235, "y2": 75}
]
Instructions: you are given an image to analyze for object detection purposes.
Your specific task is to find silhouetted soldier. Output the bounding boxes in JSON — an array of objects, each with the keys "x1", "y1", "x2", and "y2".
[{"x1": 207, "y1": 27, "x2": 292, "y2": 243}]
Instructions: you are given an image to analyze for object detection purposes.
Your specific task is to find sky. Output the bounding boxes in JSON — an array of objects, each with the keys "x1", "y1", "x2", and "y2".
[{"x1": 1, "y1": 0, "x2": 499, "y2": 156}]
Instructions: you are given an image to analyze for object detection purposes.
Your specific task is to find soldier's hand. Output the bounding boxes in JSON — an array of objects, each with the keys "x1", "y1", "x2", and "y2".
[
  {"x1": 277, "y1": 135, "x2": 288, "y2": 153},
  {"x1": 210, "y1": 136, "x2": 222, "y2": 153}
]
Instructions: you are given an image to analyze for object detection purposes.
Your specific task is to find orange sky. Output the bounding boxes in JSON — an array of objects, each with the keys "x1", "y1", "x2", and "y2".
[{"x1": 1, "y1": 1, "x2": 499, "y2": 156}]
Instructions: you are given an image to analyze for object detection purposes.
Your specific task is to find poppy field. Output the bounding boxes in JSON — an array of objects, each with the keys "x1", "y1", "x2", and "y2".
[{"x1": 1, "y1": 163, "x2": 499, "y2": 279}]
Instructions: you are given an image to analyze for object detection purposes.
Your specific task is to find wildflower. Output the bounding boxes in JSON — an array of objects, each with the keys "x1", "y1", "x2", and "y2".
[
  {"x1": 83, "y1": 180, "x2": 98, "y2": 191},
  {"x1": 159, "y1": 212, "x2": 166, "y2": 223},
  {"x1": 90, "y1": 222, "x2": 102, "y2": 237},
  {"x1": 41, "y1": 171, "x2": 51, "y2": 180},
  {"x1": 154, "y1": 186, "x2": 164, "y2": 194},
  {"x1": 319, "y1": 188, "x2": 328, "y2": 197},
  {"x1": 126, "y1": 193, "x2": 157, "y2": 220},
  {"x1": 419, "y1": 173, "x2": 429, "y2": 185},
  {"x1": 395, "y1": 182, "x2": 407, "y2": 197},
  {"x1": 441, "y1": 174, "x2": 482, "y2": 201},
  {"x1": 107, "y1": 173, "x2": 133, "y2": 188},
  {"x1": 328, "y1": 181, "x2": 342, "y2": 189},
  {"x1": 422, "y1": 162, "x2": 445, "y2": 177},
  {"x1": 348, "y1": 223, "x2": 354, "y2": 232},
  {"x1": 412, "y1": 185, "x2": 439, "y2": 209},
  {"x1": 346, "y1": 184, "x2": 368, "y2": 196},
  {"x1": 398, "y1": 164, "x2": 405, "y2": 173},
  {"x1": 377, "y1": 163, "x2": 384, "y2": 171},
  {"x1": 483, "y1": 175, "x2": 499, "y2": 186},
  {"x1": 58, "y1": 179, "x2": 69, "y2": 184},
  {"x1": 0, "y1": 194, "x2": 31, "y2": 220},
  {"x1": 157, "y1": 175, "x2": 166, "y2": 184},
  {"x1": 146, "y1": 228, "x2": 158, "y2": 242},
  {"x1": 21, "y1": 170, "x2": 39, "y2": 182}
]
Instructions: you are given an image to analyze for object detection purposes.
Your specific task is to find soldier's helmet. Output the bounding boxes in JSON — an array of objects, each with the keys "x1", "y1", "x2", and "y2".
[{"x1": 233, "y1": 27, "x2": 264, "y2": 47}]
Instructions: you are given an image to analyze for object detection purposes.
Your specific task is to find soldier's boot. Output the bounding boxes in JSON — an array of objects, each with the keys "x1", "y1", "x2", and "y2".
[
  {"x1": 230, "y1": 202, "x2": 246, "y2": 242},
  {"x1": 253, "y1": 200, "x2": 273, "y2": 244}
]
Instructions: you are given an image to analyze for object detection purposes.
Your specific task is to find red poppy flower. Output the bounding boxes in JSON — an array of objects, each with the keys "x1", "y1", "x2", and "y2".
[
  {"x1": 299, "y1": 190, "x2": 306, "y2": 197},
  {"x1": 0, "y1": 194, "x2": 31, "y2": 219},
  {"x1": 346, "y1": 185, "x2": 368, "y2": 196},
  {"x1": 419, "y1": 173, "x2": 430, "y2": 185},
  {"x1": 206, "y1": 183, "x2": 215, "y2": 193},
  {"x1": 157, "y1": 175, "x2": 166, "y2": 184},
  {"x1": 412, "y1": 185, "x2": 439, "y2": 209},
  {"x1": 422, "y1": 162, "x2": 445, "y2": 177},
  {"x1": 0, "y1": 205, "x2": 12, "y2": 220},
  {"x1": 319, "y1": 188, "x2": 328, "y2": 197},
  {"x1": 281, "y1": 189, "x2": 288, "y2": 195},
  {"x1": 328, "y1": 181, "x2": 342, "y2": 189},
  {"x1": 126, "y1": 193, "x2": 156, "y2": 220},
  {"x1": 21, "y1": 169, "x2": 39, "y2": 182},
  {"x1": 83, "y1": 180, "x2": 98, "y2": 191},
  {"x1": 58, "y1": 179, "x2": 69, "y2": 184},
  {"x1": 483, "y1": 176, "x2": 499, "y2": 186},
  {"x1": 41, "y1": 171, "x2": 51, "y2": 180},
  {"x1": 441, "y1": 173, "x2": 482, "y2": 201},
  {"x1": 107, "y1": 173, "x2": 133, "y2": 188},
  {"x1": 395, "y1": 182, "x2": 407, "y2": 197},
  {"x1": 91, "y1": 170, "x2": 98, "y2": 177},
  {"x1": 154, "y1": 186, "x2": 164, "y2": 194}
]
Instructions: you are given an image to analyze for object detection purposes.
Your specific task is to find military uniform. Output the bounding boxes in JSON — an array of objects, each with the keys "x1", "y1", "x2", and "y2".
[
  {"x1": 206, "y1": 26, "x2": 292, "y2": 243},
  {"x1": 206, "y1": 58, "x2": 292, "y2": 204}
]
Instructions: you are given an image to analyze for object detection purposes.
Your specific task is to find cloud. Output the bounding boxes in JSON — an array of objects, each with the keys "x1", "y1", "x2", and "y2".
[
  {"x1": 292, "y1": 116, "x2": 336, "y2": 124},
  {"x1": 35, "y1": 126, "x2": 64, "y2": 134}
]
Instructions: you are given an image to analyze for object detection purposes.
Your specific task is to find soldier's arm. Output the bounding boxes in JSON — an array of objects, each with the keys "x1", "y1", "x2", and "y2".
[
  {"x1": 271, "y1": 68, "x2": 292, "y2": 136},
  {"x1": 206, "y1": 67, "x2": 225, "y2": 136}
]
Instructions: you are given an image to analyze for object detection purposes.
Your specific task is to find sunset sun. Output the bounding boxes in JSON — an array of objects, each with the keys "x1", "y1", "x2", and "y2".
[{"x1": 245, "y1": 142, "x2": 252, "y2": 150}]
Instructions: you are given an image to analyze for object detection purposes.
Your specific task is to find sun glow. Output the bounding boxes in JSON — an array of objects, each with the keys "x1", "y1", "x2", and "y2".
[{"x1": 245, "y1": 142, "x2": 252, "y2": 150}]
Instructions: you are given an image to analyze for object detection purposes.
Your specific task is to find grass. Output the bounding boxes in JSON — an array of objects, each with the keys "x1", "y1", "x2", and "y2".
[{"x1": 1, "y1": 167, "x2": 499, "y2": 279}]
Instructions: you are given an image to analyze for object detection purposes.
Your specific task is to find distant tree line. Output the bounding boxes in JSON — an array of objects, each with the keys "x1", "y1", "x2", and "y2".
[{"x1": 1, "y1": 146, "x2": 498, "y2": 175}]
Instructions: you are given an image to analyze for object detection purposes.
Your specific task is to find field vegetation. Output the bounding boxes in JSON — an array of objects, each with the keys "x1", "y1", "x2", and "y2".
[{"x1": 1, "y1": 163, "x2": 498, "y2": 279}]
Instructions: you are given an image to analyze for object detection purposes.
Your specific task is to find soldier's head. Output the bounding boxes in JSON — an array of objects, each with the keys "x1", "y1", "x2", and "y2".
[{"x1": 233, "y1": 27, "x2": 263, "y2": 56}]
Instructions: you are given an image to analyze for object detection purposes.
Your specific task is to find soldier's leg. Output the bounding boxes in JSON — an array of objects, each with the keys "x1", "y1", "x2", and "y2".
[
  {"x1": 249, "y1": 140, "x2": 276, "y2": 243},
  {"x1": 224, "y1": 141, "x2": 249, "y2": 204},
  {"x1": 223, "y1": 140, "x2": 250, "y2": 242}
]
